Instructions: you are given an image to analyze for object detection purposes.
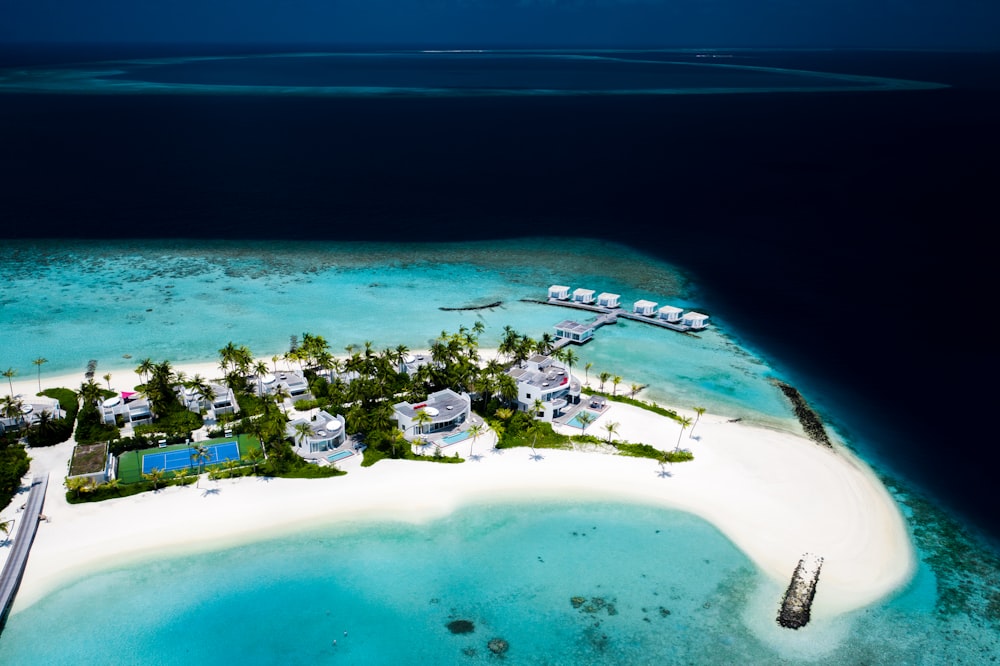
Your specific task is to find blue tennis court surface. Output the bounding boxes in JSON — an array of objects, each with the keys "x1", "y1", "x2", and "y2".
[{"x1": 143, "y1": 442, "x2": 241, "y2": 474}]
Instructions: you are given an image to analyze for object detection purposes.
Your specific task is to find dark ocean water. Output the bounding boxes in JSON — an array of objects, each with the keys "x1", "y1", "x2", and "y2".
[{"x1": 1, "y1": 45, "x2": 998, "y2": 546}]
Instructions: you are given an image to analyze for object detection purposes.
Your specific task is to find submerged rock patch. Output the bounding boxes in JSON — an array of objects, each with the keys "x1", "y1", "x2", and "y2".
[{"x1": 447, "y1": 619, "x2": 475, "y2": 634}]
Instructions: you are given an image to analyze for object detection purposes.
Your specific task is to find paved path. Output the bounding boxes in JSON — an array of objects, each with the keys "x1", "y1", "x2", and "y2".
[{"x1": 0, "y1": 473, "x2": 49, "y2": 634}]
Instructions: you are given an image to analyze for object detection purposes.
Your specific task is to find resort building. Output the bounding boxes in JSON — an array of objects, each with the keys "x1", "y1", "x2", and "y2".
[
  {"x1": 507, "y1": 354, "x2": 582, "y2": 421},
  {"x1": 633, "y1": 299, "x2": 658, "y2": 316},
  {"x1": 572, "y1": 288, "x2": 596, "y2": 304},
  {"x1": 286, "y1": 410, "x2": 347, "y2": 454},
  {"x1": 399, "y1": 352, "x2": 435, "y2": 376},
  {"x1": 393, "y1": 389, "x2": 472, "y2": 440},
  {"x1": 258, "y1": 370, "x2": 313, "y2": 403},
  {"x1": 597, "y1": 292, "x2": 621, "y2": 308},
  {"x1": 100, "y1": 394, "x2": 153, "y2": 426},
  {"x1": 657, "y1": 305, "x2": 683, "y2": 322},
  {"x1": 67, "y1": 442, "x2": 116, "y2": 485},
  {"x1": 0, "y1": 396, "x2": 64, "y2": 433},
  {"x1": 179, "y1": 383, "x2": 239, "y2": 420},
  {"x1": 548, "y1": 285, "x2": 571, "y2": 300},
  {"x1": 682, "y1": 312, "x2": 710, "y2": 329},
  {"x1": 554, "y1": 319, "x2": 596, "y2": 344}
]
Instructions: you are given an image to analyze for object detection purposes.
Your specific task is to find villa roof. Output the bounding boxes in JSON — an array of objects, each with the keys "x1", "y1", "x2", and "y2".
[
  {"x1": 68, "y1": 442, "x2": 108, "y2": 477},
  {"x1": 287, "y1": 410, "x2": 344, "y2": 440},
  {"x1": 658, "y1": 305, "x2": 683, "y2": 313},
  {"x1": 509, "y1": 358, "x2": 575, "y2": 391},
  {"x1": 634, "y1": 299, "x2": 658, "y2": 308},
  {"x1": 597, "y1": 292, "x2": 620, "y2": 299},
  {"x1": 393, "y1": 388, "x2": 469, "y2": 422},
  {"x1": 684, "y1": 311, "x2": 709, "y2": 319},
  {"x1": 554, "y1": 319, "x2": 595, "y2": 335},
  {"x1": 573, "y1": 288, "x2": 595, "y2": 295},
  {"x1": 549, "y1": 284, "x2": 570, "y2": 291}
]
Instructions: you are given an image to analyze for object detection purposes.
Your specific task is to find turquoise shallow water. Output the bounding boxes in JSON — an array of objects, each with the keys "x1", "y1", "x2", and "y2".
[{"x1": 2, "y1": 238, "x2": 999, "y2": 661}]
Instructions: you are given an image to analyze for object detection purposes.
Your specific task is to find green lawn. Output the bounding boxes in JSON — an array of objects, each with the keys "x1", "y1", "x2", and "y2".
[{"x1": 117, "y1": 433, "x2": 262, "y2": 484}]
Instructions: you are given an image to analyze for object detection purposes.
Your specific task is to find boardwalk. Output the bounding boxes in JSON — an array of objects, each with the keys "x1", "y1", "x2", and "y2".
[
  {"x1": 523, "y1": 298, "x2": 700, "y2": 334},
  {"x1": 0, "y1": 474, "x2": 49, "y2": 634}
]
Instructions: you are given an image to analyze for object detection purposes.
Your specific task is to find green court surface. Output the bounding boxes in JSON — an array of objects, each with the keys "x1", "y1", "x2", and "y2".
[{"x1": 117, "y1": 433, "x2": 261, "y2": 484}]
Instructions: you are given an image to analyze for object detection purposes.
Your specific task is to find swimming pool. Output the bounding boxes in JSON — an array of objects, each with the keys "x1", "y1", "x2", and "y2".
[
  {"x1": 566, "y1": 410, "x2": 601, "y2": 429},
  {"x1": 441, "y1": 430, "x2": 472, "y2": 445},
  {"x1": 326, "y1": 450, "x2": 353, "y2": 463}
]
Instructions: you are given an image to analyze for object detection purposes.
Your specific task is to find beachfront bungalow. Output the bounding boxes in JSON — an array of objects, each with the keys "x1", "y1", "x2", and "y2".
[
  {"x1": 554, "y1": 319, "x2": 596, "y2": 344},
  {"x1": 682, "y1": 312, "x2": 710, "y2": 329},
  {"x1": 597, "y1": 292, "x2": 620, "y2": 308},
  {"x1": 548, "y1": 285, "x2": 571, "y2": 300},
  {"x1": 393, "y1": 389, "x2": 472, "y2": 440},
  {"x1": 572, "y1": 288, "x2": 596, "y2": 304},
  {"x1": 257, "y1": 370, "x2": 313, "y2": 403},
  {"x1": 633, "y1": 300, "x2": 658, "y2": 316},
  {"x1": 657, "y1": 305, "x2": 683, "y2": 322},
  {"x1": 100, "y1": 394, "x2": 153, "y2": 426},
  {"x1": 67, "y1": 442, "x2": 116, "y2": 486},
  {"x1": 399, "y1": 352, "x2": 435, "y2": 376},
  {"x1": 0, "y1": 396, "x2": 64, "y2": 433},
  {"x1": 286, "y1": 410, "x2": 347, "y2": 454},
  {"x1": 507, "y1": 354, "x2": 582, "y2": 421},
  {"x1": 180, "y1": 383, "x2": 239, "y2": 422}
]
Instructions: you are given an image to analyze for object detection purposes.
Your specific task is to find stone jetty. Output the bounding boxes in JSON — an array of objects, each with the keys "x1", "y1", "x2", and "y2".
[{"x1": 777, "y1": 552, "x2": 824, "y2": 629}]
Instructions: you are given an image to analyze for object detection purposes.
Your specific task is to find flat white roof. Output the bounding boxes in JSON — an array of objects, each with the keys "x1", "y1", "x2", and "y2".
[
  {"x1": 684, "y1": 312, "x2": 709, "y2": 319},
  {"x1": 634, "y1": 299, "x2": 658, "y2": 308},
  {"x1": 549, "y1": 284, "x2": 570, "y2": 291},
  {"x1": 597, "y1": 292, "x2": 620, "y2": 299},
  {"x1": 658, "y1": 305, "x2": 683, "y2": 313},
  {"x1": 573, "y1": 288, "x2": 595, "y2": 295}
]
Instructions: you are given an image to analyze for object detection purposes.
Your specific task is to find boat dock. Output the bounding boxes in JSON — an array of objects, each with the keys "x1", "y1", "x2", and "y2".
[{"x1": 0, "y1": 474, "x2": 49, "y2": 635}]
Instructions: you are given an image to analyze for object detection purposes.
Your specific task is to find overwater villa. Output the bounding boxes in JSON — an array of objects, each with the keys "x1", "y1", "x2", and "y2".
[
  {"x1": 547, "y1": 285, "x2": 571, "y2": 300},
  {"x1": 554, "y1": 319, "x2": 596, "y2": 344},
  {"x1": 682, "y1": 312, "x2": 710, "y2": 329},
  {"x1": 393, "y1": 389, "x2": 472, "y2": 440},
  {"x1": 101, "y1": 394, "x2": 153, "y2": 427},
  {"x1": 658, "y1": 305, "x2": 683, "y2": 322},
  {"x1": 286, "y1": 410, "x2": 347, "y2": 455},
  {"x1": 507, "y1": 354, "x2": 582, "y2": 421},
  {"x1": 596, "y1": 292, "x2": 620, "y2": 308},
  {"x1": 633, "y1": 299, "x2": 658, "y2": 316},
  {"x1": 572, "y1": 288, "x2": 596, "y2": 304}
]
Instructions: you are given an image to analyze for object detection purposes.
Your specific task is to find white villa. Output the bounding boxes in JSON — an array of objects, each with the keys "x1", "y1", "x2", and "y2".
[
  {"x1": 393, "y1": 389, "x2": 472, "y2": 440},
  {"x1": 633, "y1": 299, "x2": 658, "y2": 316},
  {"x1": 180, "y1": 383, "x2": 239, "y2": 421},
  {"x1": 572, "y1": 288, "x2": 596, "y2": 304},
  {"x1": 399, "y1": 352, "x2": 435, "y2": 376},
  {"x1": 548, "y1": 285, "x2": 571, "y2": 300},
  {"x1": 682, "y1": 312, "x2": 710, "y2": 329},
  {"x1": 286, "y1": 410, "x2": 347, "y2": 455},
  {"x1": 507, "y1": 354, "x2": 582, "y2": 421},
  {"x1": 597, "y1": 292, "x2": 620, "y2": 308},
  {"x1": 101, "y1": 394, "x2": 153, "y2": 426},
  {"x1": 658, "y1": 305, "x2": 683, "y2": 322},
  {"x1": 0, "y1": 396, "x2": 64, "y2": 433},
  {"x1": 554, "y1": 319, "x2": 596, "y2": 344},
  {"x1": 258, "y1": 371, "x2": 313, "y2": 403}
]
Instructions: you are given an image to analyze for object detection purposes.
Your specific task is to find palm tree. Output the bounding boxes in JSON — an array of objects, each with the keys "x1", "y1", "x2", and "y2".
[
  {"x1": 603, "y1": 420, "x2": 619, "y2": 443},
  {"x1": 76, "y1": 379, "x2": 103, "y2": 409},
  {"x1": 630, "y1": 383, "x2": 641, "y2": 399},
  {"x1": 1, "y1": 395, "x2": 24, "y2": 425},
  {"x1": 584, "y1": 362, "x2": 593, "y2": 385},
  {"x1": 494, "y1": 407, "x2": 514, "y2": 422},
  {"x1": 691, "y1": 407, "x2": 706, "y2": 438},
  {"x1": 0, "y1": 519, "x2": 12, "y2": 542},
  {"x1": 65, "y1": 476, "x2": 90, "y2": 499},
  {"x1": 562, "y1": 348, "x2": 578, "y2": 377},
  {"x1": 186, "y1": 374, "x2": 213, "y2": 411},
  {"x1": 191, "y1": 443, "x2": 211, "y2": 475},
  {"x1": 674, "y1": 416, "x2": 693, "y2": 452},
  {"x1": 612, "y1": 375, "x2": 622, "y2": 396},
  {"x1": 413, "y1": 409, "x2": 433, "y2": 438},
  {"x1": 575, "y1": 410, "x2": 595, "y2": 433},
  {"x1": 32, "y1": 357, "x2": 48, "y2": 393},
  {"x1": 598, "y1": 371, "x2": 610, "y2": 392},
  {"x1": 245, "y1": 446, "x2": 265, "y2": 474},
  {"x1": 532, "y1": 398, "x2": 545, "y2": 419},
  {"x1": 144, "y1": 467, "x2": 166, "y2": 490},
  {"x1": 467, "y1": 423, "x2": 483, "y2": 458},
  {"x1": 254, "y1": 360, "x2": 269, "y2": 395},
  {"x1": 272, "y1": 385, "x2": 291, "y2": 415},
  {"x1": 527, "y1": 418, "x2": 544, "y2": 457},
  {"x1": 103, "y1": 373, "x2": 112, "y2": 391},
  {"x1": 293, "y1": 422, "x2": 314, "y2": 451},
  {"x1": 136, "y1": 358, "x2": 154, "y2": 386},
  {"x1": 2, "y1": 368, "x2": 17, "y2": 397}
]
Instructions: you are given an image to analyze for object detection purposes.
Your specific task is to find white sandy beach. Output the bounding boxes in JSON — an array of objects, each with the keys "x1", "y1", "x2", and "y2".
[{"x1": 2, "y1": 361, "x2": 915, "y2": 623}]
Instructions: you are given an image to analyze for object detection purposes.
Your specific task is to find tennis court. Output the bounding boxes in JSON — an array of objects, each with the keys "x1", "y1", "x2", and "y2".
[{"x1": 142, "y1": 441, "x2": 240, "y2": 475}]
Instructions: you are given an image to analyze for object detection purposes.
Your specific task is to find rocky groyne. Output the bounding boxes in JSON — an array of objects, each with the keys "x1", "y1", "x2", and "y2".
[
  {"x1": 775, "y1": 382, "x2": 832, "y2": 447},
  {"x1": 777, "y1": 553, "x2": 824, "y2": 629},
  {"x1": 438, "y1": 301, "x2": 502, "y2": 311}
]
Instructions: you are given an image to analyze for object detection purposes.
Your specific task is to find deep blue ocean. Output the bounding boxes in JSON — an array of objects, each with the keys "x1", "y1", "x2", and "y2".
[{"x1": 0, "y1": 47, "x2": 998, "y2": 660}]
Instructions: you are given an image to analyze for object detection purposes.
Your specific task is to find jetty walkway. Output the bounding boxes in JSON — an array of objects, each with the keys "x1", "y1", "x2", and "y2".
[
  {"x1": 522, "y1": 298, "x2": 699, "y2": 337},
  {"x1": 0, "y1": 474, "x2": 49, "y2": 634}
]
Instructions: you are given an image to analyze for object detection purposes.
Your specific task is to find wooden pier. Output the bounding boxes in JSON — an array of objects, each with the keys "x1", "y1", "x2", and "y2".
[
  {"x1": 0, "y1": 474, "x2": 49, "y2": 635},
  {"x1": 521, "y1": 298, "x2": 701, "y2": 335}
]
